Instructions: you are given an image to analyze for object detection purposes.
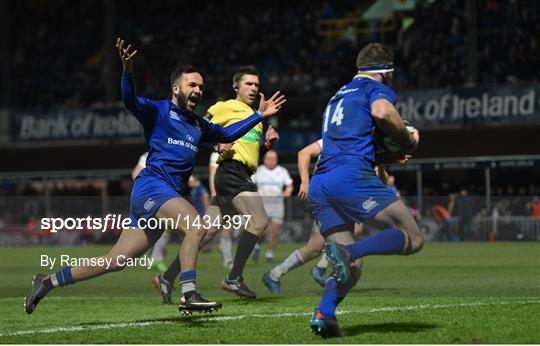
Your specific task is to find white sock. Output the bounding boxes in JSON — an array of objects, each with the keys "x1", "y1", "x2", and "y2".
[
  {"x1": 219, "y1": 236, "x2": 233, "y2": 264},
  {"x1": 269, "y1": 250, "x2": 304, "y2": 281},
  {"x1": 316, "y1": 253, "x2": 329, "y2": 269},
  {"x1": 50, "y1": 274, "x2": 59, "y2": 287},
  {"x1": 151, "y1": 232, "x2": 170, "y2": 261},
  {"x1": 181, "y1": 282, "x2": 196, "y2": 295},
  {"x1": 265, "y1": 250, "x2": 274, "y2": 259}
]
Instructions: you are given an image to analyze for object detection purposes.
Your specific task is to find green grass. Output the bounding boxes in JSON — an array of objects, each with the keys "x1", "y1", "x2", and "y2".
[{"x1": 1, "y1": 242, "x2": 539, "y2": 343}]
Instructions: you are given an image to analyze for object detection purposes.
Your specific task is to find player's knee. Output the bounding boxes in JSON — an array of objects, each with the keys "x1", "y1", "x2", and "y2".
[
  {"x1": 410, "y1": 233, "x2": 424, "y2": 254},
  {"x1": 249, "y1": 217, "x2": 268, "y2": 236},
  {"x1": 108, "y1": 258, "x2": 127, "y2": 272},
  {"x1": 203, "y1": 228, "x2": 218, "y2": 245},
  {"x1": 195, "y1": 227, "x2": 208, "y2": 241},
  {"x1": 404, "y1": 225, "x2": 424, "y2": 255}
]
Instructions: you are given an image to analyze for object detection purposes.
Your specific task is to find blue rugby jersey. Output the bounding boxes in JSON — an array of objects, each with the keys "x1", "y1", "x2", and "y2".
[
  {"x1": 316, "y1": 76, "x2": 397, "y2": 174},
  {"x1": 121, "y1": 72, "x2": 263, "y2": 195}
]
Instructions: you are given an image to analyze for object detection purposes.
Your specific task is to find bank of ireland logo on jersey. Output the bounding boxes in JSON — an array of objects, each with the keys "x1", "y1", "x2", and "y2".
[
  {"x1": 169, "y1": 110, "x2": 181, "y2": 121},
  {"x1": 186, "y1": 134, "x2": 194, "y2": 142},
  {"x1": 144, "y1": 198, "x2": 156, "y2": 211},
  {"x1": 362, "y1": 197, "x2": 378, "y2": 212}
]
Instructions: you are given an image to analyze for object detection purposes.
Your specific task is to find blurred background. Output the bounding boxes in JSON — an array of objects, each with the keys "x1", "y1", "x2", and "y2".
[{"x1": 1, "y1": 0, "x2": 539, "y2": 246}]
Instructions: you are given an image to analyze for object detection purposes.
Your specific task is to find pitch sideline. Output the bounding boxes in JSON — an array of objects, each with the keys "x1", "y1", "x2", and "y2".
[{"x1": 2, "y1": 299, "x2": 538, "y2": 337}]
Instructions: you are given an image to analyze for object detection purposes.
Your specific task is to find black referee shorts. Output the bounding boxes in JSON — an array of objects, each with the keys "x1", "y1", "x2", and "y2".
[{"x1": 211, "y1": 159, "x2": 258, "y2": 215}]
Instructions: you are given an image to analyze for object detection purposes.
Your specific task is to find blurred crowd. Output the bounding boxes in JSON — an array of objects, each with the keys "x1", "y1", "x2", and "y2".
[{"x1": 8, "y1": 0, "x2": 540, "y2": 110}]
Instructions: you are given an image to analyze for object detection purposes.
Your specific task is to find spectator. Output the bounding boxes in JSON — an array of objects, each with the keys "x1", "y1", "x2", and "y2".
[
  {"x1": 528, "y1": 196, "x2": 540, "y2": 218},
  {"x1": 454, "y1": 189, "x2": 476, "y2": 240}
]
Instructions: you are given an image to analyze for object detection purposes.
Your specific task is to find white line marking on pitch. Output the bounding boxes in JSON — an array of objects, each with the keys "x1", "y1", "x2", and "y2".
[{"x1": 2, "y1": 299, "x2": 538, "y2": 337}]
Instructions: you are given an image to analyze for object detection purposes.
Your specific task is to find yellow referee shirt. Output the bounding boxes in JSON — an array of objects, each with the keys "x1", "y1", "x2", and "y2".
[{"x1": 206, "y1": 99, "x2": 263, "y2": 172}]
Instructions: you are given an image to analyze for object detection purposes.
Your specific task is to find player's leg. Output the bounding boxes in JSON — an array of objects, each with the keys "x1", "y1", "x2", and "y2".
[
  {"x1": 353, "y1": 223, "x2": 364, "y2": 239},
  {"x1": 308, "y1": 174, "x2": 361, "y2": 337},
  {"x1": 150, "y1": 229, "x2": 178, "y2": 304},
  {"x1": 159, "y1": 204, "x2": 221, "y2": 281},
  {"x1": 339, "y1": 199, "x2": 423, "y2": 263},
  {"x1": 155, "y1": 198, "x2": 221, "y2": 312},
  {"x1": 311, "y1": 223, "x2": 361, "y2": 283},
  {"x1": 311, "y1": 227, "x2": 363, "y2": 338},
  {"x1": 311, "y1": 223, "x2": 364, "y2": 287},
  {"x1": 202, "y1": 203, "x2": 234, "y2": 268},
  {"x1": 221, "y1": 191, "x2": 268, "y2": 298},
  {"x1": 262, "y1": 223, "x2": 325, "y2": 293},
  {"x1": 219, "y1": 226, "x2": 233, "y2": 269},
  {"x1": 309, "y1": 221, "x2": 365, "y2": 286},
  {"x1": 151, "y1": 203, "x2": 226, "y2": 304},
  {"x1": 324, "y1": 194, "x2": 424, "y2": 285},
  {"x1": 265, "y1": 219, "x2": 281, "y2": 263},
  {"x1": 264, "y1": 201, "x2": 284, "y2": 263},
  {"x1": 150, "y1": 231, "x2": 170, "y2": 272},
  {"x1": 24, "y1": 227, "x2": 152, "y2": 314}
]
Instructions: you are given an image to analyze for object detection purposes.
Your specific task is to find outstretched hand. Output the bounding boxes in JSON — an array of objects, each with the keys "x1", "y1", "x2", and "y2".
[
  {"x1": 258, "y1": 91, "x2": 286, "y2": 117},
  {"x1": 116, "y1": 37, "x2": 138, "y2": 72}
]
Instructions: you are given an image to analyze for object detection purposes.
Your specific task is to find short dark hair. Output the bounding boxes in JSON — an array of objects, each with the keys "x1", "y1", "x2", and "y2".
[
  {"x1": 356, "y1": 43, "x2": 394, "y2": 68},
  {"x1": 232, "y1": 66, "x2": 259, "y2": 85},
  {"x1": 170, "y1": 64, "x2": 200, "y2": 87}
]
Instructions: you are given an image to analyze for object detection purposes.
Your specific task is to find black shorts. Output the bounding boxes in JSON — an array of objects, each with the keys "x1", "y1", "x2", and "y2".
[{"x1": 211, "y1": 159, "x2": 257, "y2": 215}]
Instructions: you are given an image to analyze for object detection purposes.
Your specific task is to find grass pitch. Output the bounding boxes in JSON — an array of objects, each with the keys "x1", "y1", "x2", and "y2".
[{"x1": 1, "y1": 242, "x2": 539, "y2": 343}]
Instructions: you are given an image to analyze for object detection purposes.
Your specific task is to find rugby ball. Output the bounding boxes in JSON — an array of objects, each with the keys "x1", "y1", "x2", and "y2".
[{"x1": 373, "y1": 120, "x2": 415, "y2": 152}]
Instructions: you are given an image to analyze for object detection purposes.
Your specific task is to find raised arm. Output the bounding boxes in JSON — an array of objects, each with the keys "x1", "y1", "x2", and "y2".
[
  {"x1": 116, "y1": 38, "x2": 156, "y2": 121},
  {"x1": 203, "y1": 91, "x2": 286, "y2": 143}
]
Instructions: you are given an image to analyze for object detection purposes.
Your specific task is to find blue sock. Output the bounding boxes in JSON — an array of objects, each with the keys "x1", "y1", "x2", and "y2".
[
  {"x1": 344, "y1": 228, "x2": 411, "y2": 260},
  {"x1": 53, "y1": 266, "x2": 74, "y2": 287},
  {"x1": 178, "y1": 270, "x2": 196, "y2": 284},
  {"x1": 319, "y1": 277, "x2": 339, "y2": 318},
  {"x1": 179, "y1": 270, "x2": 197, "y2": 295},
  {"x1": 319, "y1": 276, "x2": 357, "y2": 318}
]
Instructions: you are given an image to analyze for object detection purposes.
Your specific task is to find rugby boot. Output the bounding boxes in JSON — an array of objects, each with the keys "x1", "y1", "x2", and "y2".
[
  {"x1": 325, "y1": 241, "x2": 352, "y2": 285},
  {"x1": 261, "y1": 271, "x2": 281, "y2": 294},
  {"x1": 310, "y1": 266, "x2": 327, "y2": 287},
  {"x1": 310, "y1": 308, "x2": 343, "y2": 338},
  {"x1": 24, "y1": 274, "x2": 51, "y2": 314},
  {"x1": 178, "y1": 292, "x2": 222, "y2": 314},
  {"x1": 151, "y1": 273, "x2": 174, "y2": 304},
  {"x1": 221, "y1": 276, "x2": 257, "y2": 298}
]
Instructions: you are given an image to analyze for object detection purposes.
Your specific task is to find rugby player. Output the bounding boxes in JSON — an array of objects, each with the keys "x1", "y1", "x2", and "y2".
[
  {"x1": 24, "y1": 39, "x2": 285, "y2": 314},
  {"x1": 251, "y1": 150, "x2": 294, "y2": 263},
  {"x1": 307, "y1": 42, "x2": 423, "y2": 337},
  {"x1": 132, "y1": 152, "x2": 170, "y2": 273},
  {"x1": 261, "y1": 140, "x2": 396, "y2": 293},
  {"x1": 152, "y1": 67, "x2": 280, "y2": 300}
]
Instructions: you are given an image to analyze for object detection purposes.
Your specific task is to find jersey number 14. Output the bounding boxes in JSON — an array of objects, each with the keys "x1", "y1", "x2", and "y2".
[{"x1": 323, "y1": 99, "x2": 344, "y2": 133}]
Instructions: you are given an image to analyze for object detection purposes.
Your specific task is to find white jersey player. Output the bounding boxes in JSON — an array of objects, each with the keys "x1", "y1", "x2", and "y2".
[{"x1": 252, "y1": 150, "x2": 293, "y2": 263}]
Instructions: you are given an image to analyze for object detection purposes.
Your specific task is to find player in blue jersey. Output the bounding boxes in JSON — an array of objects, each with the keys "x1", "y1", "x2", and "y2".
[
  {"x1": 24, "y1": 38, "x2": 286, "y2": 315},
  {"x1": 307, "y1": 43, "x2": 423, "y2": 338}
]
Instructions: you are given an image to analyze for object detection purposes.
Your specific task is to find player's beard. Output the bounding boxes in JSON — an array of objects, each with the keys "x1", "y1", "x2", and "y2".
[{"x1": 178, "y1": 92, "x2": 198, "y2": 112}]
